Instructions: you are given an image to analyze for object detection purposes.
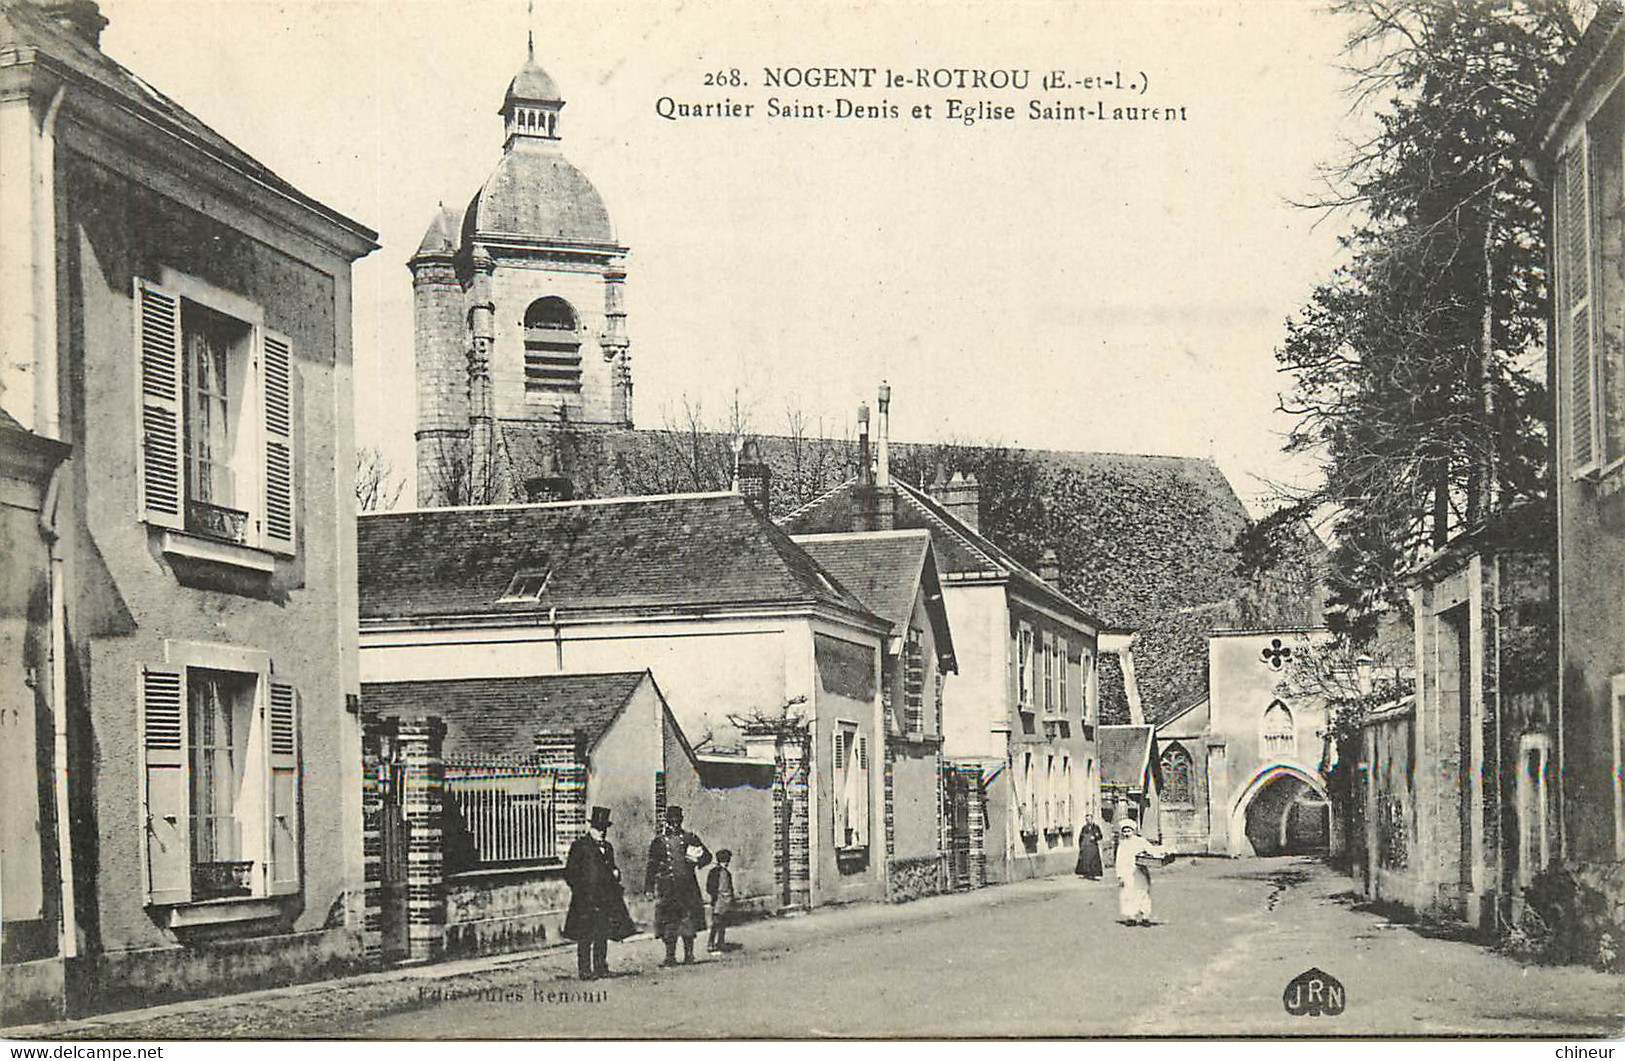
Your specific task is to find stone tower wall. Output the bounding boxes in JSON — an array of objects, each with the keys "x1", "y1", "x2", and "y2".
[{"x1": 412, "y1": 257, "x2": 471, "y2": 505}]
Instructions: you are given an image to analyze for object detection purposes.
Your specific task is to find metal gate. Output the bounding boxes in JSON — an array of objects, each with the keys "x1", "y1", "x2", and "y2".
[{"x1": 376, "y1": 755, "x2": 410, "y2": 964}]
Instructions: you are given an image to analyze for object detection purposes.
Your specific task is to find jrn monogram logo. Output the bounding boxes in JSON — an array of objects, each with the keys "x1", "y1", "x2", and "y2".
[{"x1": 1283, "y1": 968, "x2": 1345, "y2": 1016}]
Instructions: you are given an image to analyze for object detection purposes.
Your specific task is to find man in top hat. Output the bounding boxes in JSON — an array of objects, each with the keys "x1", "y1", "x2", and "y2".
[
  {"x1": 645, "y1": 804, "x2": 711, "y2": 966},
  {"x1": 563, "y1": 805, "x2": 635, "y2": 979}
]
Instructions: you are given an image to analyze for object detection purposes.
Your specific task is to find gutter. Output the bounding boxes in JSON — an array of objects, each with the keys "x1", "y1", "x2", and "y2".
[{"x1": 39, "y1": 461, "x2": 76, "y2": 960}]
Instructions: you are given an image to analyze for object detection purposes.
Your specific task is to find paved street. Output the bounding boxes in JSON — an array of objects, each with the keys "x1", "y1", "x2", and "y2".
[{"x1": 11, "y1": 857, "x2": 1623, "y2": 1039}]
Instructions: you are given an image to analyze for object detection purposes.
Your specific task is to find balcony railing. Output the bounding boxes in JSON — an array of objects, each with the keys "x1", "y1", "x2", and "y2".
[{"x1": 187, "y1": 499, "x2": 250, "y2": 544}]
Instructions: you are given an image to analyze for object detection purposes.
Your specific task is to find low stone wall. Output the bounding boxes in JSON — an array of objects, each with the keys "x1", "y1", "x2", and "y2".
[
  {"x1": 64, "y1": 926, "x2": 365, "y2": 1018},
  {"x1": 1, "y1": 957, "x2": 64, "y2": 1027},
  {"x1": 886, "y1": 856, "x2": 947, "y2": 902}
]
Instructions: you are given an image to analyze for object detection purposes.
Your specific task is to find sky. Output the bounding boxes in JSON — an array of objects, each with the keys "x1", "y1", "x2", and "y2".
[{"x1": 96, "y1": 0, "x2": 1365, "y2": 514}]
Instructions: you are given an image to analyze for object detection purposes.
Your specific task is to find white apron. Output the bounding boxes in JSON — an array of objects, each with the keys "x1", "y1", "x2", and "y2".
[{"x1": 1114, "y1": 833, "x2": 1163, "y2": 921}]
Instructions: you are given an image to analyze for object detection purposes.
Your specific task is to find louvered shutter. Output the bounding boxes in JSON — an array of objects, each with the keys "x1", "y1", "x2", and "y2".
[
  {"x1": 141, "y1": 666, "x2": 191, "y2": 904},
  {"x1": 855, "y1": 736, "x2": 870, "y2": 847},
  {"x1": 833, "y1": 729, "x2": 848, "y2": 844},
  {"x1": 261, "y1": 330, "x2": 296, "y2": 554},
  {"x1": 1560, "y1": 145, "x2": 1599, "y2": 471},
  {"x1": 135, "y1": 281, "x2": 185, "y2": 530},
  {"x1": 266, "y1": 681, "x2": 301, "y2": 894}
]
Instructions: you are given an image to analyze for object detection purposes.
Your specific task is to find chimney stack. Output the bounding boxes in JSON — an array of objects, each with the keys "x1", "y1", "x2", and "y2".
[
  {"x1": 36, "y1": 0, "x2": 107, "y2": 46},
  {"x1": 735, "y1": 439, "x2": 772, "y2": 513},
  {"x1": 856, "y1": 402, "x2": 871, "y2": 486},
  {"x1": 940, "y1": 470, "x2": 981, "y2": 532},
  {"x1": 1039, "y1": 548, "x2": 1061, "y2": 587},
  {"x1": 876, "y1": 381, "x2": 891, "y2": 488}
]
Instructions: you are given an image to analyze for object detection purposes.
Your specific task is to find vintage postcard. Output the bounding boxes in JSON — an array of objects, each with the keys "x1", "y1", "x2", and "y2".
[{"x1": 0, "y1": 0, "x2": 1622, "y2": 1044}]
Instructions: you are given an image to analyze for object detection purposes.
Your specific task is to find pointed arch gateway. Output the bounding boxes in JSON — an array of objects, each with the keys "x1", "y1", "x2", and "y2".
[{"x1": 1227, "y1": 763, "x2": 1331, "y2": 857}]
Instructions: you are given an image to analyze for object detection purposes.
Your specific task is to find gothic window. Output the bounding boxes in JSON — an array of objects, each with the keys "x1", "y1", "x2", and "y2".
[
  {"x1": 1262, "y1": 700, "x2": 1296, "y2": 760},
  {"x1": 523, "y1": 296, "x2": 582, "y2": 395},
  {"x1": 1160, "y1": 742, "x2": 1193, "y2": 806}
]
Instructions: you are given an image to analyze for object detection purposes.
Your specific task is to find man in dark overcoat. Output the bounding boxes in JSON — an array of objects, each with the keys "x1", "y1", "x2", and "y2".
[
  {"x1": 563, "y1": 805, "x2": 634, "y2": 980},
  {"x1": 645, "y1": 804, "x2": 710, "y2": 966}
]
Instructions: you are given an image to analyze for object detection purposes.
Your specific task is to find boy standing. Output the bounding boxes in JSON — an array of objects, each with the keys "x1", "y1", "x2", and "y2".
[{"x1": 705, "y1": 849, "x2": 736, "y2": 953}]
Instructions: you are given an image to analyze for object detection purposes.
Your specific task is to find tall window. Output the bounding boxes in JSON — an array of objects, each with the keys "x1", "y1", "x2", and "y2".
[
  {"x1": 1017, "y1": 623, "x2": 1035, "y2": 710},
  {"x1": 1160, "y1": 742, "x2": 1194, "y2": 806},
  {"x1": 833, "y1": 722, "x2": 869, "y2": 850},
  {"x1": 523, "y1": 296, "x2": 583, "y2": 395},
  {"x1": 1557, "y1": 94, "x2": 1625, "y2": 475},
  {"x1": 1057, "y1": 636, "x2": 1070, "y2": 715},
  {"x1": 1042, "y1": 633, "x2": 1056, "y2": 714},
  {"x1": 136, "y1": 277, "x2": 296, "y2": 555},
  {"x1": 1262, "y1": 701, "x2": 1296, "y2": 760},
  {"x1": 140, "y1": 654, "x2": 300, "y2": 906}
]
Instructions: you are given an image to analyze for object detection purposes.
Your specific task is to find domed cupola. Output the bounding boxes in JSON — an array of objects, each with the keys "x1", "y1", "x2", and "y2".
[{"x1": 501, "y1": 33, "x2": 565, "y2": 144}]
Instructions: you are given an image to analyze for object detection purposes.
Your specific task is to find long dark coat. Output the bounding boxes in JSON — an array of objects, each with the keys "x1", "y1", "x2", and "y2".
[
  {"x1": 562, "y1": 834, "x2": 635, "y2": 942},
  {"x1": 1075, "y1": 821, "x2": 1104, "y2": 879},
  {"x1": 645, "y1": 827, "x2": 710, "y2": 938}
]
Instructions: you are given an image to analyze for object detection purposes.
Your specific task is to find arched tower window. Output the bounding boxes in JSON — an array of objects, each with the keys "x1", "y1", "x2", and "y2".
[
  {"x1": 523, "y1": 297, "x2": 582, "y2": 395},
  {"x1": 1159, "y1": 742, "x2": 1193, "y2": 805},
  {"x1": 1262, "y1": 700, "x2": 1296, "y2": 760}
]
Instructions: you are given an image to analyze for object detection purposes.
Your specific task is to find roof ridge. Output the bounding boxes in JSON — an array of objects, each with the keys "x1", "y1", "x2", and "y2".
[
  {"x1": 777, "y1": 475, "x2": 858, "y2": 524},
  {"x1": 359, "y1": 489, "x2": 740, "y2": 517}
]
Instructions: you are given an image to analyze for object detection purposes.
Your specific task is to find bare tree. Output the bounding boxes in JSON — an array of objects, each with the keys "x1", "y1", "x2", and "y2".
[{"x1": 355, "y1": 444, "x2": 406, "y2": 512}]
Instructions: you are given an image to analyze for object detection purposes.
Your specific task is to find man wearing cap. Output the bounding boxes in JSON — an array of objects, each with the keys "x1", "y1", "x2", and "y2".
[
  {"x1": 645, "y1": 805, "x2": 711, "y2": 966},
  {"x1": 564, "y1": 805, "x2": 635, "y2": 980}
]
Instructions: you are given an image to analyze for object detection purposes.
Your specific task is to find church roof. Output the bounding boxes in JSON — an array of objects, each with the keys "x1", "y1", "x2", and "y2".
[
  {"x1": 462, "y1": 139, "x2": 616, "y2": 247},
  {"x1": 414, "y1": 204, "x2": 461, "y2": 258},
  {"x1": 357, "y1": 491, "x2": 878, "y2": 624}
]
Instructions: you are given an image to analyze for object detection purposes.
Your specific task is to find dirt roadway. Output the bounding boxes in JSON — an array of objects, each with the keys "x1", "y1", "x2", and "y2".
[{"x1": 10, "y1": 857, "x2": 1623, "y2": 1039}]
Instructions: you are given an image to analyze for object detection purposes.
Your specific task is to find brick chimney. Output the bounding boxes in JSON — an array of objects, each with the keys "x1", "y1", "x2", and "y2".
[
  {"x1": 1039, "y1": 547, "x2": 1060, "y2": 587},
  {"x1": 35, "y1": 0, "x2": 107, "y2": 46},
  {"x1": 939, "y1": 470, "x2": 980, "y2": 532},
  {"x1": 736, "y1": 438, "x2": 772, "y2": 513}
]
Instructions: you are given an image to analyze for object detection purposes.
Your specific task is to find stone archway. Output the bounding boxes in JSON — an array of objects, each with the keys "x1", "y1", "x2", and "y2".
[{"x1": 1227, "y1": 765, "x2": 1331, "y2": 857}]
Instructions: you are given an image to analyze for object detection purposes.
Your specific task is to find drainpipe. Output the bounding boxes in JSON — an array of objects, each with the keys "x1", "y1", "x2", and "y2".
[
  {"x1": 549, "y1": 606, "x2": 563, "y2": 669},
  {"x1": 39, "y1": 462, "x2": 76, "y2": 960}
]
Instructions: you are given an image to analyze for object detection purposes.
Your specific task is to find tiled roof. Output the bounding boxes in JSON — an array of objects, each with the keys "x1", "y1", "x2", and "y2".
[
  {"x1": 791, "y1": 529, "x2": 957, "y2": 667},
  {"x1": 1099, "y1": 724, "x2": 1154, "y2": 788},
  {"x1": 357, "y1": 492, "x2": 873, "y2": 622},
  {"x1": 0, "y1": 0, "x2": 375, "y2": 244},
  {"x1": 362, "y1": 672, "x2": 647, "y2": 758}
]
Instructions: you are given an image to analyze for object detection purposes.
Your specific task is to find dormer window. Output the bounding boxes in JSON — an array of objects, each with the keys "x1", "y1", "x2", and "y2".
[
  {"x1": 523, "y1": 297, "x2": 582, "y2": 396},
  {"x1": 498, "y1": 570, "x2": 550, "y2": 602}
]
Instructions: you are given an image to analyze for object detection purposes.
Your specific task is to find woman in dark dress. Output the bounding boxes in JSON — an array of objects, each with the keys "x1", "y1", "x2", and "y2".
[{"x1": 1074, "y1": 814, "x2": 1104, "y2": 880}]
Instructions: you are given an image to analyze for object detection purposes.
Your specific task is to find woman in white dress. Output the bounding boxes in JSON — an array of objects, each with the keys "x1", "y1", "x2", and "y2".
[{"x1": 1113, "y1": 818, "x2": 1166, "y2": 926}]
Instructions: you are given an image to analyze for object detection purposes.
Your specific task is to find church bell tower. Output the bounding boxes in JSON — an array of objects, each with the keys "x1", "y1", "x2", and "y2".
[{"x1": 410, "y1": 30, "x2": 631, "y2": 507}]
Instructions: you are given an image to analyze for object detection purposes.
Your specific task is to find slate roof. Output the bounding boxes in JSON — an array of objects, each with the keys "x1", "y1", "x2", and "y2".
[
  {"x1": 357, "y1": 491, "x2": 874, "y2": 623},
  {"x1": 462, "y1": 139, "x2": 616, "y2": 247},
  {"x1": 1099, "y1": 724, "x2": 1155, "y2": 788},
  {"x1": 362, "y1": 672, "x2": 647, "y2": 758},
  {"x1": 0, "y1": 0, "x2": 375, "y2": 244},
  {"x1": 782, "y1": 477, "x2": 1101, "y2": 630},
  {"x1": 790, "y1": 529, "x2": 957, "y2": 669}
]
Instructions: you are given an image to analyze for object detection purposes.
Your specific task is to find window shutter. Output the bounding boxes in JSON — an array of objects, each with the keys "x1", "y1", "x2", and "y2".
[
  {"x1": 141, "y1": 665, "x2": 191, "y2": 904},
  {"x1": 1560, "y1": 146, "x2": 1598, "y2": 470},
  {"x1": 856, "y1": 736, "x2": 870, "y2": 846},
  {"x1": 261, "y1": 330, "x2": 296, "y2": 554},
  {"x1": 266, "y1": 681, "x2": 301, "y2": 895},
  {"x1": 135, "y1": 280, "x2": 184, "y2": 530}
]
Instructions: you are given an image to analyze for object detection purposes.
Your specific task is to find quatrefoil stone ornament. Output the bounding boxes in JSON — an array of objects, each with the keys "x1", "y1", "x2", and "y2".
[{"x1": 1261, "y1": 638, "x2": 1293, "y2": 670}]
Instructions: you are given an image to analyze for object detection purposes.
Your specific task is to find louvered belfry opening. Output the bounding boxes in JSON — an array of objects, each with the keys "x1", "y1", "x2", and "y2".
[{"x1": 522, "y1": 296, "x2": 583, "y2": 395}]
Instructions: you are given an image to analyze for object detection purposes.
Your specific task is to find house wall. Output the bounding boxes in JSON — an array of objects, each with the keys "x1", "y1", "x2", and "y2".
[
  {"x1": 664, "y1": 743, "x2": 775, "y2": 915},
  {"x1": 0, "y1": 455, "x2": 65, "y2": 1025},
  {"x1": 1004, "y1": 597, "x2": 1097, "y2": 879},
  {"x1": 1362, "y1": 707, "x2": 1421, "y2": 909},
  {"x1": 49, "y1": 142, "x2": 364, "y2": 1010},
  {"x1": 1207, "y1": 632, "x2": 1332, "y2": 857},
  {"x1": 810, "y1": 624, "x2": 885, "y2": 906},
  {"x1": 884, "y1": 575, "x2": 949, "y2": 898},
  {"x1": 937, "y1": 584, "x2": 1008, "y2": 760}
]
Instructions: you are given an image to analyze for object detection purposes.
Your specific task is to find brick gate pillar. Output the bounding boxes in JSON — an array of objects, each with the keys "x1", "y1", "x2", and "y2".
[
  {"x1": 964, "y1": 764, "x2": 988, "y2": 888},
  {"x1": 359, "y1": 714, "x2": 392, "y2": 964},
  {"x1": 781, "y1": 734, "x2": 811, "y2": 909},
  {"x1": 398, "y1": 717, "x2": 446, "y2": 964}
]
